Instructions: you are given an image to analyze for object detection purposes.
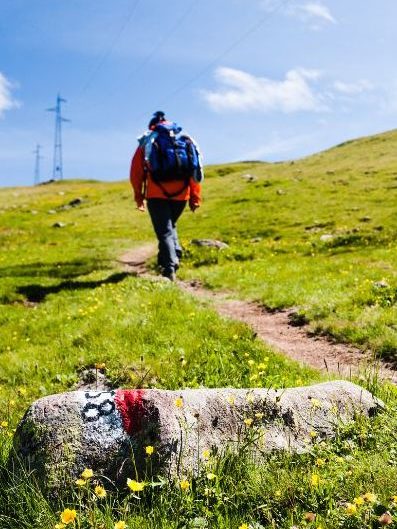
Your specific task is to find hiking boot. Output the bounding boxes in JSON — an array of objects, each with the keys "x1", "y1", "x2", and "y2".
[{"x1": 162, "y1": 270, "x2": 176, "y2": 282}]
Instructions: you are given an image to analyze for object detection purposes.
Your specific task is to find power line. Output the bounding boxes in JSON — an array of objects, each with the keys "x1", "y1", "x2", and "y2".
[
  {"x1": 76, "y1": 0, "x2": 142, "y2": 98},
  {"x1": 85, "y1": 0, "x2": 198, "y2": 111},
  {"x1": 108, "y1": 1, "x2": 198, "y2": 100},
  {"x1": 135, "y1": 0, "x2": 292, "y2": 122}
]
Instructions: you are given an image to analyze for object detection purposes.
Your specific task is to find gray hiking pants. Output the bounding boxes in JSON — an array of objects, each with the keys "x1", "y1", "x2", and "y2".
[{"x1": 147, "y1": 198, "x2": 186, "y2": 275}]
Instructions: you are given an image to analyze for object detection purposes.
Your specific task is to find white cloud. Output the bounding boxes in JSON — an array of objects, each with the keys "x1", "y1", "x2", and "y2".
[
  {"x1": 0, "y1": 72, "x2": 19, "y2": 118},
  {"x1": 202, "y1": 67, "x2": 326, "y2": 113},
  {"x1": 260, "y1": 1, "x2": 337, "y2": 27},
  {"x1": 236, "y1": 133, "x2": 315, "y2": 161},
  {"x1": 333, "y1": 80, "x2": 373, "y2": 95},
  {"x1": 300, "y1": 3, "x2": 336, "y2": 24}
]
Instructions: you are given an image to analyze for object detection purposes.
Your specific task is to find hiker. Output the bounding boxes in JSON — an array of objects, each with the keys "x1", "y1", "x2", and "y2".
[{"x1": 130, "y1": 111, "x2": 203, "y2": 281}]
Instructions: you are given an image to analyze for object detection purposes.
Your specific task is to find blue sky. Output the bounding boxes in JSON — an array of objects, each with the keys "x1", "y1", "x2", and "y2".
[{"x1": 1, "y1": 0, "x2": 397, "y2": 187}]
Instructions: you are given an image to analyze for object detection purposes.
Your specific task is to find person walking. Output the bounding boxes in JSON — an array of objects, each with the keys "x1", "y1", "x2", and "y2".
[{"x1": 130, "y1": 111, "x2": 203, "y2": 281}]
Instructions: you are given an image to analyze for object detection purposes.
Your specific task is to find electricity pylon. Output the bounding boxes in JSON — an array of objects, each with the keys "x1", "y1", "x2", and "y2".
[
  {"x1": 33, "y1": 144, "x2": 42, "y2": 185},
  {"x1": 47, "y1": 94, "x2": 70, "y2": 180}
]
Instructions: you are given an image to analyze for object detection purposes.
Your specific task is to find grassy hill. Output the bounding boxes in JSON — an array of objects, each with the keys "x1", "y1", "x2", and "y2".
[
  {"x1": 181, "y1": 129, "x2": 397, "y2": 358},
  {"x1": 0, "y1": 129, "x2": 397, "y2": 528}
]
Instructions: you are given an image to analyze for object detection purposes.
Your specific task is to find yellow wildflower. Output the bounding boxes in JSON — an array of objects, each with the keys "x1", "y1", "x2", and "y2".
[
  {"x1": 60, "y1": 508, "x2": 77, "y2": 525},
  {"x1": 55, "y1": 524, "x2": 65, "y2": 529},
  {"x1": 226, "y1": 395, "x2": 235, "y2": 405},
  {"x1": 247, "y1": 360, "x2": 255, "y2": 366},
  {"x1": 353, "y1": 496, "x2": 364, "y2": 506},
  {"x1": 244, "y1": 418, "x2": 253, "y2": 427},
  {"x1": 127, "y1": 479, "x2": 145, "y2": 492},
  {"x1": 391, "y1": 495, "x2": 397, "y2": 503},
  {"x1": 94, "y1": 362, "x2": 106, "y2": 370},
  {"x1": 18, "y1": 387, "x2": 27, "y2": 396},
  {"x1": 316, "y1": 458, "x2": 325, "y2": 467},
  {"x1": 206, "y1": 473, "x2": 216, "y2": 480},
  {"x1": 75, "y1": 479, "x2": 86, "y2": 487},
  {"x1": 202, "y1": 449, "x2": 211, "y2": 460},
  {"x1": 363, "y1": 492, "x2": 377, "y2": 503},
  {"x1": 238, "y1": 524, "x2": 249, "y2": 529},
  {"x1": 310, "y1": 474, "x2": 320, "y2": 487},
  {"x1": 175, "y1": 397, "x2": 184, "y2": 408},
  {"x1": 345, "y1": 503, "x2": 357, "y2": 516},
  {"x1": 310, "y1": 398, "x2": 322, "y2": 409},
  {"x1": 310, "y1": 430, "x2": 317, "y2": 438},
  {"x1": 179, "y1": 479, "x2": 190, "y2": 491},
  {"x1": 94, "y1": 485, "x2": 107, "y2": 498},
  {"x1": 145, "y1": 445, "x2": 154, "y2": 456},
  {"x1": 114, "y1": 522, "x2": 127, "y2": 529},
  {"x1": 81, "y1": 468, "x2": 93, "y2": 480},
  {"x1": 255, "y1": 412, "x2": 264, "y2": 420},
  {"x1": 304, "y1": 512, "x2": 316, "y2": 522},
  {"x1": 257, "y1": 362, "x2": 267, "y2": 370},
  {"x1": 275, "y1": 490, "x2": 281, "y2": 497},
  {"x1": 0, "y1": 421, "x2": 8, "y2": 428},
  {"x1": 233, "y1": 335, "x2": 239, "y2": 340}
]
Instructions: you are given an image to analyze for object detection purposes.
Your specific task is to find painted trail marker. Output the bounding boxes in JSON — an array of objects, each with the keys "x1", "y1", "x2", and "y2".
[{"x1": 12, "y1": 381, "x2": 381, "y2": 491}]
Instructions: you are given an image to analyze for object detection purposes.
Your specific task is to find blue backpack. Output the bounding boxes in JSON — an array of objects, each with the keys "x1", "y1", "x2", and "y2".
[{"x1": 145, "y1": 122, "x2": 203, "y2": 185}]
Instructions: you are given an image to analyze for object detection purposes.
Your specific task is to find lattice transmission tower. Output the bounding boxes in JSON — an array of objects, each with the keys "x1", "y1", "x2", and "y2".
[
  {"x1": 33, "y1": 144, "x2": 42, "y2": 185},
  {"x1": 47, "y1": 94, "x2": 70, "y2": 180}
]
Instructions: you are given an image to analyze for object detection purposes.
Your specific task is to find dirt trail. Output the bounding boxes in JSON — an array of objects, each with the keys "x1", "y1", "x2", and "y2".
[{"x1": 119, "y1": 246, "x2": 397, "y2": 382}]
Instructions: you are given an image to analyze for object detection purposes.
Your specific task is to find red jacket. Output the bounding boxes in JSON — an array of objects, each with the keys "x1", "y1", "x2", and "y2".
[{"x1": 130, "y1": 145, "x2": 201, "y2": 205}]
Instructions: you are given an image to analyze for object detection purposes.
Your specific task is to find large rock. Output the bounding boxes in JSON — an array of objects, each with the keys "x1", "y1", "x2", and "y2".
[
  {"x1": 191, "y1": 239, "x2": 229, "y2": 249},
  {"x1": 12, "y1": 381, "x2": 381, "y2": 491}
]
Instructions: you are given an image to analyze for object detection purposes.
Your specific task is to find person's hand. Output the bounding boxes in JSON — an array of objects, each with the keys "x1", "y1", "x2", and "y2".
[
  {"x1": 189, "y1": 202, "x2": 200, "y2": 212},
  {"x1": 136, "y1": 199, "x2": 146, "y2": 212}
]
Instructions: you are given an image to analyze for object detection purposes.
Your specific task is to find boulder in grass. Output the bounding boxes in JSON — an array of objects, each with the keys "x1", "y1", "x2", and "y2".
[
  {"x1": 69, "y1": 197, "x2": 84, "y2": 207},
  {"x1": 241, "y1": 174, "x2": 258, "y2": 182},
  {"x1": 12, "y1": 381, "x2": 381, "y2": 492},
  {"x1": 191, "y1": 239, "x2": 229, "y2": 249},
  {"x1": 320, "y1": 234, "x2": 334, "y2": 242}
]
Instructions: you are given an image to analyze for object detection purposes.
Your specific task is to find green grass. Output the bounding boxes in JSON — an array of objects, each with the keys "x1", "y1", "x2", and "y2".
[
  {"x1": 2, "y1": 383, "x2": 397, "y2": 529},
  {"x1": 178, "y1": 130, "x2": 397, "y2": 359},
  {"x1": 0, "y1": 128, "x2": 397, "y2": 527}
]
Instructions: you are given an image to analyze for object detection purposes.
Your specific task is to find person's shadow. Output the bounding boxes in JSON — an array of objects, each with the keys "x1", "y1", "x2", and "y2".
[
  {"x1": 0, "y1": 259, "x2": 129, "y2": 303},
  {"x1": 17, "y1": 272, "x2": 129, "y2": 303}
]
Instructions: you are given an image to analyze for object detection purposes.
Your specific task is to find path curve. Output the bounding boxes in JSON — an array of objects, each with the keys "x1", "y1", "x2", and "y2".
[{"x1": 119, "y1": 246, "x2": 397, "y2": 382}]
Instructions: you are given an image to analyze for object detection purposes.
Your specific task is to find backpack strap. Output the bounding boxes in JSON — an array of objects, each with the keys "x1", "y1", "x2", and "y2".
[{"x1": 152, "y1": 178, "x2": 190, "y2": 199}]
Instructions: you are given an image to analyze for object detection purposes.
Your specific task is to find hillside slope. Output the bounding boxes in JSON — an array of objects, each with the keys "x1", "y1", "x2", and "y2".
[
  {"x1": 1, "y1": 129, "x2": 396, "y2": 362},
  {"x1": 180, "y1": 129, "x2": 397, "y2": 358},
  {"x1": 1, "y1": 129, "x2": 397, "y2": 529}
]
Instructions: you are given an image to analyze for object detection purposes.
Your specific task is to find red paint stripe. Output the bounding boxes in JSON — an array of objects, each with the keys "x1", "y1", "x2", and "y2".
[{"x1": 115, "y1": 389, "x2": 145, "y2": 435}]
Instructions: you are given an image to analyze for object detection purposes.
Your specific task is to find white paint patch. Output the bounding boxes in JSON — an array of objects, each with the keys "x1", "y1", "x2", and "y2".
[{"x1": 75, "y1": 391, "x2": 128, "y2": 450}]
